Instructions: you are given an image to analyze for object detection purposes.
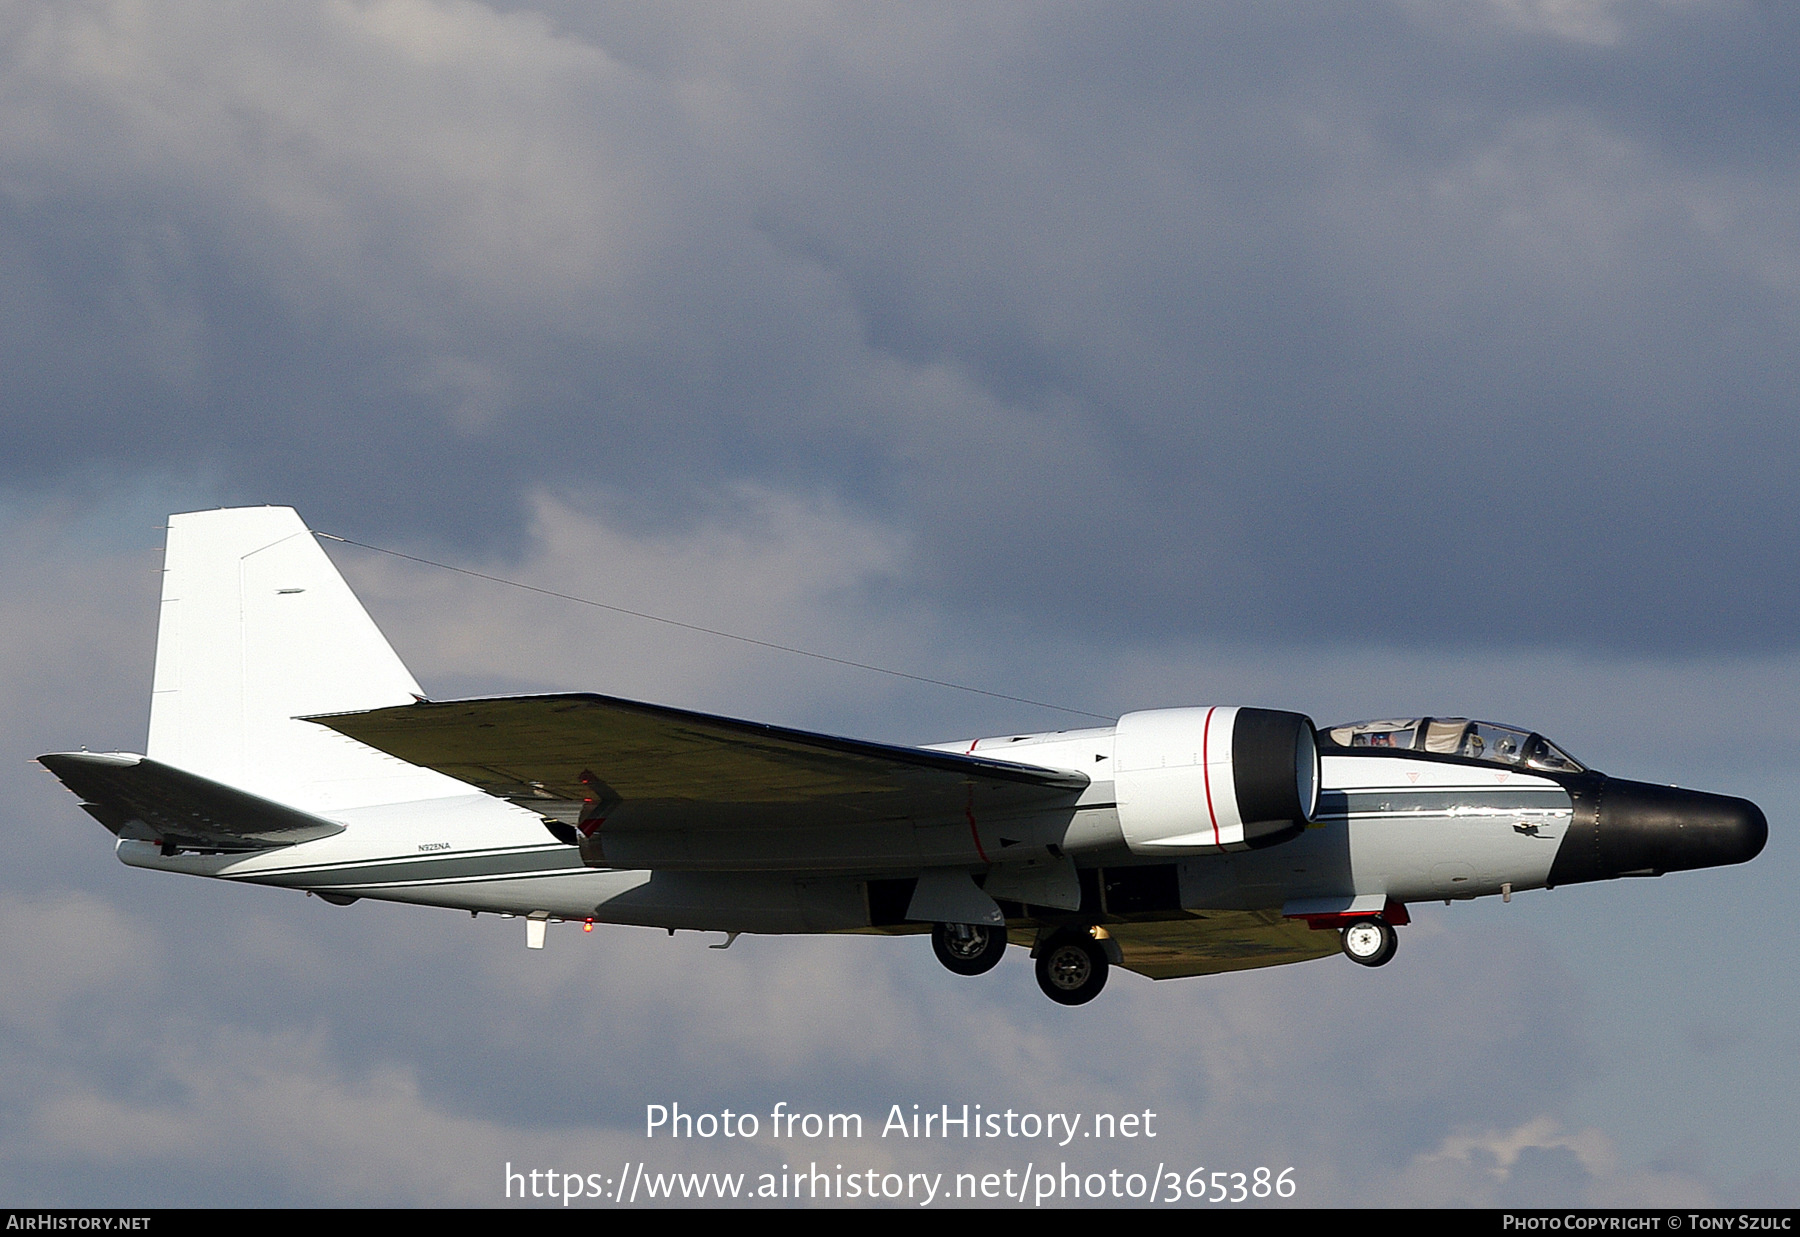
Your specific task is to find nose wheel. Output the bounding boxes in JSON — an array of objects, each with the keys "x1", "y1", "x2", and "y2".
[
  {"x1": 1341, "y1": 917, "x2": 1398, "y2": 967},
  {"x1": 931, "y1": 922, "x2": 1008, "y2": 975},
  {"x1": 1034, "y1": 931, "x2": 1109, "y2": 1005}
]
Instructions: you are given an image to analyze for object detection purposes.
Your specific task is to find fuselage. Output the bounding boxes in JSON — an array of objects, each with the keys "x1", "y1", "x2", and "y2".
[{"x1": 111, "y1": 717, "x2": 1766, "y2": 937}]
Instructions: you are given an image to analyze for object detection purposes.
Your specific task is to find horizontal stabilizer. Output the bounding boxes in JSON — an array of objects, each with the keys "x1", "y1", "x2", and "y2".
[{"x1": 39, "y1": 751, "x2": 346, "y2": 852}]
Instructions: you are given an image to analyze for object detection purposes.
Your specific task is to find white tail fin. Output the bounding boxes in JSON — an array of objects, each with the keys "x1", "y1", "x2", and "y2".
[{"x1": 148, "y1": 506, "x2": 464, "y2": 811}]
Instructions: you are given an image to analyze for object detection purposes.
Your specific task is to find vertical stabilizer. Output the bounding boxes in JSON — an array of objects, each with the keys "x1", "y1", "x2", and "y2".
[{"x1": 148, "y1": 507, "x2": 465, "y2": 811}]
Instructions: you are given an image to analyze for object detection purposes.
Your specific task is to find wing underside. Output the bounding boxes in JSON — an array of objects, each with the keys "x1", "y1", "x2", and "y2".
[{"x1": 1107, "y1": 911, "x2": 1341, "y2": 979}]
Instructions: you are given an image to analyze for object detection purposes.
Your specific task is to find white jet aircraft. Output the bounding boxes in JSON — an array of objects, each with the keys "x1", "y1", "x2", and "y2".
[{"x1": 41, "y1": 507, "x2": 1768, "y2": 1005}]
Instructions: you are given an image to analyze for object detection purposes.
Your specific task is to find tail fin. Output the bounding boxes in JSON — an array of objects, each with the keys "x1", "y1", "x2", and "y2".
[{"x1": 148, "y1": 506, "x2": 462, "y2": 811}]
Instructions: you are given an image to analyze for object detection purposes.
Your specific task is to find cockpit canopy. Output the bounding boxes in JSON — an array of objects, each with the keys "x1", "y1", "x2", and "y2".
[{"x1": 1323, "y1": 717, "x2": 1585, "y2": 774}]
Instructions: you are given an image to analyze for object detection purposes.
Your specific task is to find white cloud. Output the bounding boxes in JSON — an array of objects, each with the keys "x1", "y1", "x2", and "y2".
[
  {"x1": 332, "y1": 486, "x2": 923, "y2": 721},
  {"x1": 1477, "y1": 0, "x2": 1630, "y2": 45},
  {"x1": 0, "y1": 891, "x2": 152, "y2": 1038},
  {"x1": 1389, "y1": 1116, "x2": 1718, "y2": 1207}
]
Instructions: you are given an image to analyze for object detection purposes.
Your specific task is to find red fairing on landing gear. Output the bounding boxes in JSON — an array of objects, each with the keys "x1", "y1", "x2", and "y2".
[{"x1": 1113, "y1": 707, "x2": 1320, "y2": 854}]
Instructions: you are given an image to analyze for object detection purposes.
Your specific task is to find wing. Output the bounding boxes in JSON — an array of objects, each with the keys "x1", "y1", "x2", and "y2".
[
  {"x1": 308, "y1": 693, "x2": 1090, "y2": 869},
  {"x1": 1108, "y1": 911, "x2": 1340, "y2": 980}
]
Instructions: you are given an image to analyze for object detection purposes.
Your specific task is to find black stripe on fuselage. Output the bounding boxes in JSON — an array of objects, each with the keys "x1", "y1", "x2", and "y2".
[
  {"x1": 1314, "y1": 788, "x2": 1571, "y2": 819},
  {"x1": 222, "y1": 843, "x2": 582, "y2": 889}
]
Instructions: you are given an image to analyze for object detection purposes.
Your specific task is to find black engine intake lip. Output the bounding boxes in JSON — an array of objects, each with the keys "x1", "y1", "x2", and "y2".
[{"x1": 1232, "y1": 708, "x2": 1319, "y2": 845}]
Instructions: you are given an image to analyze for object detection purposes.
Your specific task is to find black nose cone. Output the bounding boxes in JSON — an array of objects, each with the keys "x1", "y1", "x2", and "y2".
[{"x1": 1549, "y1": 778, "x2": 1768, "y2": 886}]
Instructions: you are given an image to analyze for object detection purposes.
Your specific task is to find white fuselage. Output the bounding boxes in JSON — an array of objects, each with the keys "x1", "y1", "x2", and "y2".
[{"x1": 117, "y1": 726, "x2": 1570, "y2": 934}]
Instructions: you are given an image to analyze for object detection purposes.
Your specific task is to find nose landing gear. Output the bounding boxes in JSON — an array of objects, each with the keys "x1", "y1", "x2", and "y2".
[{"x1": 1341, "y1": 917, "x2": 1398, "y2": 967}]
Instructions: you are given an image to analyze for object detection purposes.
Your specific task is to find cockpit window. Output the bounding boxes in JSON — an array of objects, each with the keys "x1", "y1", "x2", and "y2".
[
  {"x1": 1325, "y1": 717, "x2": 1585, "y2": 773},
  {"x1": 1329, "y1": 719, "x2": 1420, "y2": 750},
  {"x1": 1522, "y1": 734, "x2": 1583, "y2": 773}
]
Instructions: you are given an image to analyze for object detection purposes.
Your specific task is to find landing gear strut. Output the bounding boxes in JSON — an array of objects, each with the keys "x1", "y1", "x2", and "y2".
[
  {"x1": 1341, "y1": 917, "x2": 1398, "y2": 967},
  {"x1": 1034, "y1": 930, "x2": 1109, "y2": 1005},
  {"x1": 931, "y1": 922, "x2": 1007, "y2": 975}
]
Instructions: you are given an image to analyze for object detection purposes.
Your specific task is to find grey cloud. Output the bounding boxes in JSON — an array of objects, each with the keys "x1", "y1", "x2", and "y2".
[
  {"x1": 1, "y1": 2, "x2": 1798, "y2": 652},
  {"x1": 3, "y1": 4, "x2": 1798, "y2": 1205}
]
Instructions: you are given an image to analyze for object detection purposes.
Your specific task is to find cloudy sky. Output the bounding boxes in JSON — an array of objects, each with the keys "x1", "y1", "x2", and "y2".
[{"x1": 3, "y1": 0, "x2": 1796, "y2": 1207}]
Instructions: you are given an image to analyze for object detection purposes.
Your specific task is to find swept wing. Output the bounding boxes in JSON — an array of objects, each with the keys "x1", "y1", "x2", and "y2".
[{"x1": 310, "y1": 693, "x2": 1091, "y2": 870}]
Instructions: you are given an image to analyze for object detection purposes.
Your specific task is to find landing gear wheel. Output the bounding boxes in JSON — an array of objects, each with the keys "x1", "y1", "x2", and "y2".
[
  {"x1": 1035, "y1": 933, "x2": 1109, "y2": 1005},
  {"x1": 931, "y1": 922, "x2": 1007, "y2": 976},
  {"x1": 1341, "y1": 918, "x2": 1398, "y2": 967}
]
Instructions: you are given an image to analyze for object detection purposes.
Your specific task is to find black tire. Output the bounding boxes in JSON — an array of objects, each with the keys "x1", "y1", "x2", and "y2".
[
  {"x1": 1341, "y1": 918, "x2": 1398, "y2": 967},
  {"x1": 1034, "y1": 933, "x2": 1109, "y2": 1005},
  {"x1": 931, "y1": 922, "x2": 1008, "y2": 976}
]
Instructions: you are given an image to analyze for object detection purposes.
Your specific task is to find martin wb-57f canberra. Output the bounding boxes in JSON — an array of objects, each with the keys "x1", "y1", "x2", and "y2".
[{"x1": 40, "y1": 508, "x2": 1768, "y2": 1005}]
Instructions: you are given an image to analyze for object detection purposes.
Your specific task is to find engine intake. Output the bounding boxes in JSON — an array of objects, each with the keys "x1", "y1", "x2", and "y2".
[{"x1": 1114, "y1": 706, "x2": 1319, "y2": 853}]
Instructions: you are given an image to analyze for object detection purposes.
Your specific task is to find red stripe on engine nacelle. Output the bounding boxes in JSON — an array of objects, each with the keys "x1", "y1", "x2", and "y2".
[{"x1": 1201, "y1": 705, "x2": 1220, "y2": 848}]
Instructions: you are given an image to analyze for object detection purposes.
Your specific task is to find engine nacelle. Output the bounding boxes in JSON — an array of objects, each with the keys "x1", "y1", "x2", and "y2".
[{"x1": 1114, "y1": 706, "x2": 1319, "y2": 854}]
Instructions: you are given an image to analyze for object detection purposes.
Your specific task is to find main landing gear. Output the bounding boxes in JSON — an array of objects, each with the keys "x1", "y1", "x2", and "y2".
[
  {"x1": 930, "y1": 922, "x2": 1007, "y2": 975},
  {"x1": 1340, "y1": 917, "x2": 1398, "y2": 967},
  {"x1": 928, "y1": 922, "x2": 1110, "y2": 1005},
  {"x1": 1034, "y1": 929, "x2": 1109, "y2": 1006}
]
